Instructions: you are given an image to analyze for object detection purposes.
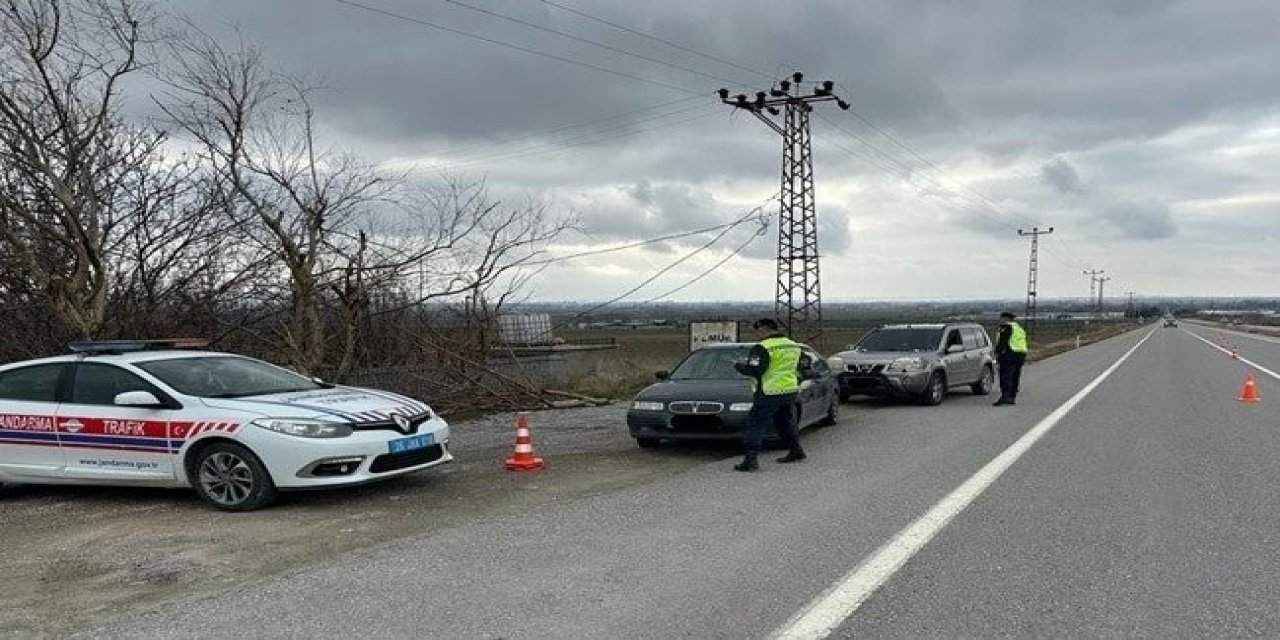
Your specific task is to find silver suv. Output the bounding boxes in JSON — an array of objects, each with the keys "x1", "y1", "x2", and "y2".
[{"x1": 832, "y1": 323, "x2": 996, "y2": 406}]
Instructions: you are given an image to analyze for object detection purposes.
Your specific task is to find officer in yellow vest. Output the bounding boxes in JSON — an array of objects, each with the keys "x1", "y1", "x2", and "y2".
[
  {"x1": 993, "y1": 311, "x2": 1028, "y2": 406},
  {"x1": 731, "y1": 318, "x2": 806, "y2": 472}
]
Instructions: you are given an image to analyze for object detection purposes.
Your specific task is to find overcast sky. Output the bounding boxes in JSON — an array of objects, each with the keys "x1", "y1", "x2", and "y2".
[{"x1": 168, "y1": 0, "x2": 1280, "y2": 303}]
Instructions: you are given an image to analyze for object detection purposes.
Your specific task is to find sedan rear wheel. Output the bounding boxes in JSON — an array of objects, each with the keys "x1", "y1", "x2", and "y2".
[
  {"x1": 817, "y1": 398, "x2": 838, "y2": 426},
  {"x1": 192, "y1": 443, "x2": 278, "y2": 511}
]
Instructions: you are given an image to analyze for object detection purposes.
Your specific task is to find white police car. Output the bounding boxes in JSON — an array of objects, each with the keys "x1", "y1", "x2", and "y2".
[{"x1": 0, "y1": 339, "x2": 452, "y2": 510}]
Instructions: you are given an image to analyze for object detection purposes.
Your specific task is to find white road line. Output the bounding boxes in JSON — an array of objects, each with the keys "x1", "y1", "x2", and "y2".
[
  {"x1": 1189, "y1": 324, "x2": 1280, "y2": 347},
  {"x1": 1183, "y1": 329, "x2": 1280, "y2": 382},
  {"x1": 771, "y1": 329, "x2": 1158, "y2": 640}
]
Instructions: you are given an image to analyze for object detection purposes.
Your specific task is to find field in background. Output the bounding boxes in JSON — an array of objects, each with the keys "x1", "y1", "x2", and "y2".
[{"x1": 561, "y1": 319, "x2": 1141, "y2": 400}]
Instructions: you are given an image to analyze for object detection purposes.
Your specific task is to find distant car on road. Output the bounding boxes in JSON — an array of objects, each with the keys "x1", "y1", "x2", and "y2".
[
  {"x1": 831, "y1": 323, "x2": 995, "y2": 406},
  {"x1": 1163, "y1": 317, "x2": 1178, "y2": 327},
  {"x1": 626, "y1": 343, "x2": 838, "y2": 448},
  {"x1": 0, "y1": 339, "x2": 452, "y2": 511}
]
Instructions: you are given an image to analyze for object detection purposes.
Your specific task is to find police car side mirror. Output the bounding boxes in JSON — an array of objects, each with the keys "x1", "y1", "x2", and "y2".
[
  {"x1": 655, "y1": 370, "x2": 670, "y2": 380},
  {"x1": 115, "y1": 390, "x2": 164, "y2": 407}
]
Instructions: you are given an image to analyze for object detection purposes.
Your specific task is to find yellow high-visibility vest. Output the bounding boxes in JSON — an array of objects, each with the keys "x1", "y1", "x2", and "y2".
[
  {"x1": 1008, "y1": 322, "x2": 1028, "y2": 353},
  {"x1": 759, "y1": 336, "x2": 802, "y2": 395}
]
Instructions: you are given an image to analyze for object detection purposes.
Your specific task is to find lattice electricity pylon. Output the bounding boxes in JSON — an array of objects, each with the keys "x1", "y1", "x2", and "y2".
[
  {"x1": 1083, "y1": 269, "x2": 1105, "y2": 317},
  {"x1": 1018, "y1": 226, "x2": 1053, "y2": 330},
  {"x1": 718, "y1": 72, "x2": 849, "y2": 349}
]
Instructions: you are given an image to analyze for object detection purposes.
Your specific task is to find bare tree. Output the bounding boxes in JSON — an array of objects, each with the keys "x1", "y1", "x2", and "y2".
[
  {"x1": 160, "y1": 30, "x2": 396, "y2": 373},
  {"x1": 0, "y1": 0, "x2": 170, "y2": 337},
  {"x1": 161, "y1": 31, "x2": 573, "y2": 378}
]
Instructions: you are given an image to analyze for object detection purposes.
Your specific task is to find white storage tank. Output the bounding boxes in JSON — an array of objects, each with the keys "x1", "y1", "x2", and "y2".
[{"x1": 497, "y1": 313, "x2": 554, "y2": 345}]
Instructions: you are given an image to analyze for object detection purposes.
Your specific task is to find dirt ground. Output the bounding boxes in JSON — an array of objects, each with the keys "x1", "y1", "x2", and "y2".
[{"x1": 1, "y1": 405, "x2": 731, "y2": 639}]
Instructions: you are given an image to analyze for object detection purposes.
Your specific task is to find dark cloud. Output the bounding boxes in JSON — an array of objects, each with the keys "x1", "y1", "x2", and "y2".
[
  {"x1": 1040, "y1": 158, "x2": 1083, "y2": 195},
  {"x1": 1094, "y1": 199, "x2": 1176, "y2": 240},
  {"x1": 144, "y1": 0, "x2": 1277, "y2": 298}
]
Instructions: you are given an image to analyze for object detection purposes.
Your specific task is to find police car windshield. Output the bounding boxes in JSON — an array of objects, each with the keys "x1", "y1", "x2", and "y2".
[
  {"x1": 855, "y1": 328, "x2": 943, "y2": 352},
  {"x1": 136, "y1": 356, "x2": 324, "y2": 398},
  {"x1": 670, "y1": 347, "x2": 752, "y2": 380}
]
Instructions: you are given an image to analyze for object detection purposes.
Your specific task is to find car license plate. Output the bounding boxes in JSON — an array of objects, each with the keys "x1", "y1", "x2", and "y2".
[{"x1": 388, "y1": 433, "x2": 434, "y2": 454}]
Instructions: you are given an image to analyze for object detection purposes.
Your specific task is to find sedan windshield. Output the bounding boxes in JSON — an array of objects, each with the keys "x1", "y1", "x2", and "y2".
[
  {"x1": 137, "y1": 356, "x2": 326, "y2": 398},
  {"x1": 854, "y1": 328, "x2": 943, "y2": 352},
  {"x1": 670, "y1": 347, "x2": 752, "y2": 380}
]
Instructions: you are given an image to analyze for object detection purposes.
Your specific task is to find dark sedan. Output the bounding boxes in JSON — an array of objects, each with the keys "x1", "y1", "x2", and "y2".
[{"x1": 626, "y1": 343, "x2": 839, "y2": 448}]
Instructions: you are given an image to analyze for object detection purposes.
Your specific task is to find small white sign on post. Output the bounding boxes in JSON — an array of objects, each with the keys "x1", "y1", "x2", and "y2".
[{"x1": 689, "y1": 321, "x2": 739, "y2": 352}]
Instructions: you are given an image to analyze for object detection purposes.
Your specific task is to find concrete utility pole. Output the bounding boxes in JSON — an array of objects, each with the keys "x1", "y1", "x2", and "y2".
[
  {"x1": 1018, "y1": 227, "x2": 1053, "y2": 330},
  {"x1": 719, "y1": 72, "x2": 849, "y2": 350},
  {"x1": 1083, "y1": 269, "x2": 1105, "y2": 317},
  {"x1": 1097, "y1": 276, "x2": 1112, "y2": 316}
]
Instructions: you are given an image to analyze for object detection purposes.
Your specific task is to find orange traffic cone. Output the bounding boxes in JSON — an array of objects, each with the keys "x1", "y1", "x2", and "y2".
[
  {"x1": 1237, "y1": 373, "x2": 1261, "y2": 403},
  {"x1": 505, "y1": 412, "x2": 546, "y2": 471}
]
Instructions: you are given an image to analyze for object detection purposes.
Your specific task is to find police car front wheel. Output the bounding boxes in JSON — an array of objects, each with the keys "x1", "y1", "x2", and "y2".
[{"x1": 192, "y1": 442, "x2": 278, "y2": 511}]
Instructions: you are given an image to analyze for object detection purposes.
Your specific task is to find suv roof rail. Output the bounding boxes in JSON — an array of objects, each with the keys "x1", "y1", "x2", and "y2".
[{"x1": 68, "y1": 338, "x2": 210, "y2": 354}]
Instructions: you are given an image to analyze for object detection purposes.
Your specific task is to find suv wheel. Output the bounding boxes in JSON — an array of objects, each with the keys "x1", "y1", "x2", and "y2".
[
  {"x1": 191, "y1": 442, "x2": 278, "y2": 511},
  {"x1": 636, "y1": 437, "x2": 661, "y2": 449},
  {"x1": 920, "y1": 371, "x2": 946, "y2": 406},
  {"x1": 971, "y1": 366, "x2": 994, "y2": 395}
]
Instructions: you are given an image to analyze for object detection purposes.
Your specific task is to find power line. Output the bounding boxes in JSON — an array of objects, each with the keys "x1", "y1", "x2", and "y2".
[
  {"x1": 550, "y1": 196, "x2": 777, "y2": 326},
  {"x1": 425, "y1": 95, "x2": 704, "y2": 161},
  {"x1": 535, "y1": 0, "x2": 775, "y2": 82},
  {"x1": 333, "y1": 0, "x2": 705, "y2": 95},
  {"x1": 440, "y1": 0, "x2": 753, "y2": 87},
  {"x1": 416, "y1": 104, "x2": 719, "y2": 172},
  {"x1": 814, "y1": 113, "x2": 1095, "y2": 272},
  {"x1": 638, "y1": 219, "x2": 770, "y2": 303},
  {"x1": 525, "y1": 194, "x2": 777, "y2": 267},
  {"x1": 821, "y1": 90, "x2": 1097, "y2": 271}
]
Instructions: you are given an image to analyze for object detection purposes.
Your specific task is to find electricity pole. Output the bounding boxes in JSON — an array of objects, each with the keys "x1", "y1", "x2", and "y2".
[
  {"x1": 1097, "y1": 276, "x2": 1112, "y2": 317},
  {"x1": 1018, "y1": 226, "x2": 1053, "y2": 330},
  {"x1": 1125, "y1": 291, "x2": 1136, "y2": 318},
  {"x1": 719, "y1": 72, "x2": 849, "y2": 349},
  {"x1": 1083, "y1": 269, "x2": 1104, "y2": 318}
]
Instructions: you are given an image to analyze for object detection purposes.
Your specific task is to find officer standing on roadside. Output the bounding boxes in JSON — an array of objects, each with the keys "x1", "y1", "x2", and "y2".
[
  {"x1": 731, "y1": 318, "x2": 806, "y2": 472},
  {"x1": 993, "y1": 311, "x2": 1028, "y2": 406}
]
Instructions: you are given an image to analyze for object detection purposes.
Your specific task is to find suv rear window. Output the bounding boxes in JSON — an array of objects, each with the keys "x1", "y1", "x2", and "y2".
[{"x1": 854, "y1": 328, "x2": 943, "y2": 352}]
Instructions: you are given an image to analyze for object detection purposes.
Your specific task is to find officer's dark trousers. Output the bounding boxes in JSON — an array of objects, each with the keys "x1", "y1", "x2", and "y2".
[
  {"x1": 742, "y1": 392, "x2": 800, "y2": 457},
  {"x1": 998, "y1": 353, "x2": 1026, "y2": 400}
]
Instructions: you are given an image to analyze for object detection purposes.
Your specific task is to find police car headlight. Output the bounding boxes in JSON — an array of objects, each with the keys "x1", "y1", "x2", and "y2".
[
  {"x1": 728, "y1": 402, "x2": 754, "y2": 412},
  {"x1": 252, "y1": 418, "x2": 353, "y2": 438},
  {"x1": 631, "y1": 401, "x2": 665, "y2": 411},
  {"x1": 889, "y1": 357, "x2": 928, "y2": 372}
]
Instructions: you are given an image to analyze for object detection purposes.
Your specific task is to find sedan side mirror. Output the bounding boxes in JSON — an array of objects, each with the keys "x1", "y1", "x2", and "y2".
[
  {"x1": 655, "y1": 370, "x2": 670, "y2": 380},
  {"x1": 114, "y1": 390, "x2": 164, "y2": 407},
  {"x1": 945, "y1": 344, "x2": 964, "y2": 354}
]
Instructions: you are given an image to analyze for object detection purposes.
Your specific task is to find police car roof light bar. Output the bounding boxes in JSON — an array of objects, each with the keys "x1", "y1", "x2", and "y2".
[{"x1": 68, "y1": 338, "x2": 211, "y2": 354}]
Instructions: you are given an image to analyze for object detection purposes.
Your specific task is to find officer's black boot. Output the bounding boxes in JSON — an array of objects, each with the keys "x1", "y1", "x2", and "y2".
[
  {"x1": 733, "y1": 455, "x2": 759, "y2": 472},
  {"x1": 776, "y1": 447, "x2": 807, "y2": 464}
]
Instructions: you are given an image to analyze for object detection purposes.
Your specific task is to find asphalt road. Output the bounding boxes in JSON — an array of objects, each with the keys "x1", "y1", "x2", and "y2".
[{"x1": 88, "y1": 324, "x2": 1280, "y2": 639}]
